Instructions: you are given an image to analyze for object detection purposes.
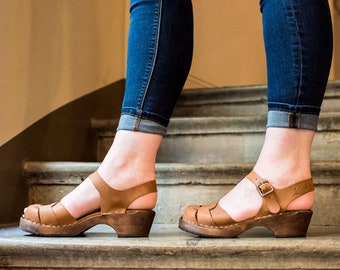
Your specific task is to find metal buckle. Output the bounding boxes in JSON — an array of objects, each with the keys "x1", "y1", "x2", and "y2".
[{"x1": 256, "y1": 180, "x2": 274, "y2": 197}]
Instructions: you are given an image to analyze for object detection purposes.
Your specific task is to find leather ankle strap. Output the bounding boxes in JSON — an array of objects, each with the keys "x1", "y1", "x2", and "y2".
[
  {"x1": 246, "y1": 171, "x2": 314, "y2": 216},
  {"x1": 89, "y1": 171, "x2": 157, "y2": 214}
]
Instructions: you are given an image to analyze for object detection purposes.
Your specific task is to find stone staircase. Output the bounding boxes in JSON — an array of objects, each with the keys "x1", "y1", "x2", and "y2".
[{"x1": 1, "y1": 82, "x2": 339, "y2": 269}]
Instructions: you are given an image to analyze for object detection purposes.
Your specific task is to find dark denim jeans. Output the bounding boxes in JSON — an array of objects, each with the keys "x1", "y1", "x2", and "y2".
[
  {"x1": 261, "y1": 0, "x2": 333, "y2": 130},
  {"x1": 118, "y1": 0, "x2": 193, "y2": 135},
  {"x1": 118, "y1": 0, "x2": 332, "y2": 135}
]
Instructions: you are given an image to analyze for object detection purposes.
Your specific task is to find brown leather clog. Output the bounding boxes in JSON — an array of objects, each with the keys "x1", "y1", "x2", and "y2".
[
  {"x1": 20, "y1": 171, "x2": 157, "y2": 237},
  {"x1": 179, "y1": 171, "x2": 314, "y2": 238}
]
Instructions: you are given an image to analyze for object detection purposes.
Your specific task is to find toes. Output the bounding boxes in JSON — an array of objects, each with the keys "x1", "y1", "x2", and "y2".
[
  {"x1": 23, "y1": 205, "x2": 40, "y2": 223},
  {"x1": 23, "y1": 204, "x2": 40, "y2": 214}
]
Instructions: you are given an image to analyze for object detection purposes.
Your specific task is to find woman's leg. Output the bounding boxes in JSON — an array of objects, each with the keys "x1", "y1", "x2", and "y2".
[
  {"x1": 220, "y1": 0, "x2": 333, "y2": 222},
  {"x1": 119, "y1": 0, "x2": 193, "y2": 135},
  {"x1": 180, "y1": 0, "x2": 332, "y2": 236},
  {"x1": 62, "y1": 0, "x2": 193, "y2": 219},
  {"x1": 24, "y1": 0, "x2": 193, "y2": 223}
]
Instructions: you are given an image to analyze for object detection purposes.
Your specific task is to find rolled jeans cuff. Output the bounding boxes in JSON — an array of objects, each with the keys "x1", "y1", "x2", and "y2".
[
  {"x1": 117, "y1": 114, "x2": 167, "y2": 136},
  {"x1": 267, "y1": 110, "x2": 319, "y2": 131}
]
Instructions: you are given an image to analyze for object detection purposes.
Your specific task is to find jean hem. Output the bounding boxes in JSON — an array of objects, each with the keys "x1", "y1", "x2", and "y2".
[
  {"x1": 267, "y1": 110, "x2": 319, "y2": 131},
  {"x1": 117, "y1": 114, "x2": 167, "y2": 136}
]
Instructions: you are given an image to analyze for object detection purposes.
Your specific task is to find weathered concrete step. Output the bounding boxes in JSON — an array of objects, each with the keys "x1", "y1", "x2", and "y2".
[
  {"x1": 23, "y1": 161, "x2": 340, "y2": 226},
  {"x1": 1, "y1": 224, "x2": 339, "y2": 269},
  {"x1": 93, "y1": 112, "x2": 340, "y2": 163},
  {"x1": 173, "y1": 80, "x2": 340, "y2": 117}
]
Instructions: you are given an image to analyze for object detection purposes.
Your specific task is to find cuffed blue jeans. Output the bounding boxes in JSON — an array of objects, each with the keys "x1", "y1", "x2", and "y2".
[
  {"x1": 118, "y1": 0, "x2": 333, "y2": 135},
  {"x1": 118, "y1": 0, "x2": 193, "y2": 135},
  {"x1": 261, "y1": 0, "x2": 333, "y2": 130}
]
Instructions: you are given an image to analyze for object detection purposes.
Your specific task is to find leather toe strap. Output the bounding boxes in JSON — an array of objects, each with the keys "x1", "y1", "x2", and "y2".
[
  {"x1": 183, "y1": 202, "x2": 235, "y2": 227},
  {"x1": 24, "y1": 202, "x2": 76, "y2": 226}
]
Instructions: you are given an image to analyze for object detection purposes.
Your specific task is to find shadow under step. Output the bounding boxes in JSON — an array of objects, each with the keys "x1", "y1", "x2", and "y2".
[
  {"x1": 23, "y1": 161, "x2": 340, "y2": 226},
  {"x1": 92, "y1": 112, "x2": 340, "y2": 163},
  {"x1": 1, "y1": 224, "x2": 339, "y2": 269},
  {"x1": 173, "y1": 80, "x2": 340, "y2": 117}
]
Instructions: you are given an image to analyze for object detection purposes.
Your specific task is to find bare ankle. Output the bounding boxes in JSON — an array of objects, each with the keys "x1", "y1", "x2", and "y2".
[
  {"x1": 253, "y1": 127, "x2": 314, "y2": 187},
  {"x1": 97, "y1": 130, "x2": 162, "y2": 189}
]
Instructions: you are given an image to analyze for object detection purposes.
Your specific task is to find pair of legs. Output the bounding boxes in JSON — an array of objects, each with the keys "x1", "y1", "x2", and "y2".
[{"x1": 23, "y1": 0, "x2": 333, "y2": 236}]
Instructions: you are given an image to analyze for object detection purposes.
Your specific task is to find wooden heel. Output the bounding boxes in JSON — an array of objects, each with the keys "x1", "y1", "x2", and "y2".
[
  {"x1": 106, "y1": 210, "x2": 155, "y2": 237},
  {"x1": 266, "y1": 210, "x2": 313, "y2": 238}
]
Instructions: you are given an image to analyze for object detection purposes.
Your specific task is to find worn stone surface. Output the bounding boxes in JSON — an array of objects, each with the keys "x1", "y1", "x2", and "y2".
[
  {"x1": 24, "y1": 161, "x2": 340, "y2": 226},
  {"x1": 0, "y1": 224, "x2": 339, "y2": 269}
]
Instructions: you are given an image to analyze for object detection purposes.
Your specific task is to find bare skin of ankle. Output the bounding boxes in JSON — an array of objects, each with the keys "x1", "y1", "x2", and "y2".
[
  {"x1": 61, "y1": 130, "x2": 161, "y2": 219},
  {"x1": 219, "y1": 127, "x2": 315, "y2": 222}
]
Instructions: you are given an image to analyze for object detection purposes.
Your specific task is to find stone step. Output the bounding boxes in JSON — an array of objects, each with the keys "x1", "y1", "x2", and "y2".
[
  {"x1": 93, "y1": 112, "x2": 340, "y2": 163},
  {"x1": 1, "y1": 224, "x2": 339, "y2": 269},
  {"x1": 23, "y1": 161, "x2": 340, "y2": 226},
  {"x1": 173, "y1": 80, "x2": 340, "y2": 117}
]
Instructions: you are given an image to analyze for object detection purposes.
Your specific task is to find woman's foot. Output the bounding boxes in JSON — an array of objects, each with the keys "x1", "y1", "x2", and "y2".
[
  {"x1": 179, "y1": 170, "x2": 314, "y2": 237},
  {"x1": 218, "y1": 175, "x2": 314, "y2": 223},
  {"x1": 221, "y1": 127, "x2": 314, "y2": 221},
  {"x1": 20, "y1": 171, "x2": 157, "y2": 237},
  {"x1": 28, "y1": 130, "x2": 161, "y2": 220},
  {"x1": 20, "y1": 130, "x2": 161, "y2": 236},
  {"x1": 179, "y1": 128, "x2": 315, "y2": 237}
]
